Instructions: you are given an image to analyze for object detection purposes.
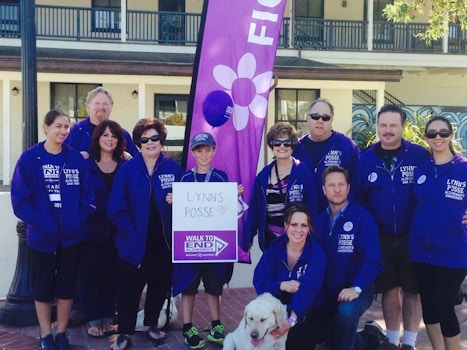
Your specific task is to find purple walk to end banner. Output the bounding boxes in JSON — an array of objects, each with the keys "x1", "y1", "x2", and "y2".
[{"x1": 185, "y1": 0, "x2": 287, "y2": 263}]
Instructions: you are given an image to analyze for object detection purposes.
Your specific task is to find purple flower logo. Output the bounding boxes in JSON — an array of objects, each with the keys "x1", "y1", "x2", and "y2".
[{"x1": 213, "y1": 53, "x2": 273, "y2": 130}]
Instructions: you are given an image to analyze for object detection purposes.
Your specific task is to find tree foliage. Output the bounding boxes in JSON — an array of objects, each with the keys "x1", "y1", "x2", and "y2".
[{"x1": 383, "y1": 0, "x2": 467, "y2": 43}]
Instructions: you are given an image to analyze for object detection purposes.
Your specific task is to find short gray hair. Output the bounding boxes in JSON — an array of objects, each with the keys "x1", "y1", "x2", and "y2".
[{"x1": 86, "y1": 86, "x2": 114, "y2": 106}]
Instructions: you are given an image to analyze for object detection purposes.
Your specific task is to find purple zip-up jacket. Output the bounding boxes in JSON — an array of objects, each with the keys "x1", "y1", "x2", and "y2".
[
  {"x1": 351, "y1": 140, "x2": 430, "y2": 236},
  {"x1": 11, "y1": 142, "x2": 96, "y2": 253},
  {"x1": 409, "y1": 154, "x2": 467, "y2": 269},
  {"x1": 293, "y1": 131, "x2": 360, "y2": 212},
  {"x1": 107, "y1": 152, "x2": 183, "y2": 267}
]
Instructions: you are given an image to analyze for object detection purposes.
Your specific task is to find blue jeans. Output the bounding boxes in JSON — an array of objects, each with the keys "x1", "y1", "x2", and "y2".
[{"x1": 333, "y1": 285, "x2": 377, "y2": 350}]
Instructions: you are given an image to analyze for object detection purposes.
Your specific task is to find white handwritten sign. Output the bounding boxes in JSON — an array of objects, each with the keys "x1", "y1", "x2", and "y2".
[{"x1": 172, "y1": 182, "x2": 238, "y2": 262}]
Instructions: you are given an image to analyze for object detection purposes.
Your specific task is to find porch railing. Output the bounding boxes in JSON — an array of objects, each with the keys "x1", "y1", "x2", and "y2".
[
  {"x1": 1, "y1": 4, "x2": 466, "y2": 54},
  {"x1": 353, "y1": 90, "x2": 405, "y2": 106}
]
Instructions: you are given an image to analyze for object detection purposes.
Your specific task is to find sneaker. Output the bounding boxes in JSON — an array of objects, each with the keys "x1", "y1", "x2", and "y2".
[
  {"x1": 401, "y1": 345, "x2": 415, "y2": 350},
  {"x1": 54, "y1": 332, "x2": 71, "y2": 350},
  {"x1": 364, "y1": 320, "x2": 388, "y2": 343},
  {"x1": 40, "y1": 334, "x2": 58, "y2": 350},
  {"x1": 207, "y1": 324, "x2": 225, "y2": 345},
  {"x1": 183, "y1": 326, "x2": 205, "y2": 349}
]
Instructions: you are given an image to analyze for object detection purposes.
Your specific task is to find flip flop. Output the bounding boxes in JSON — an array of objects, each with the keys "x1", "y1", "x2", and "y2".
[
  {"x1": 102, "y1": 321, "x2": 116, "y2": 336},
  {"x1": 143, "y1": 326, "x2": 166, "y2": 345},
  {"x1": 110, "y1": 334, "x2": 131, "y2": 350},
  {"x1": 87, "y1": 323, "x2": 104, "y2": 338}
]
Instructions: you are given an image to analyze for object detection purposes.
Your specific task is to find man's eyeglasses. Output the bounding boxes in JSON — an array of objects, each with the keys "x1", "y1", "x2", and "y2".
[
  {"x1": 271, "y1": 139, "x2": 293, "y2": 148},
  {"x1": 307, "y1": 113, "x2": 332, "y2": 121},
  {"x1": 425, "y1": 129, "x2": 451, "y2": 139},
  {"x1": 140, "y1": 135, "x2": 161, "y2": 144}
]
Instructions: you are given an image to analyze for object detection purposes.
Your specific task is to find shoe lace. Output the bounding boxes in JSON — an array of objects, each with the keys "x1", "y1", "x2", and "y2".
[
  {"x1": 185, "y1": 327, "x2": 200, "y2": 338},
  {"x1": 211, "y1": 324, "x2": 224, "y2": 335}
]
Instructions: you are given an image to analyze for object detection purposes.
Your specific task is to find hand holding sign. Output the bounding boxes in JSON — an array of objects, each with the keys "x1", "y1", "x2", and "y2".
[{"x1": 172, "y1": 182, "x2": 238, "y2": 263}]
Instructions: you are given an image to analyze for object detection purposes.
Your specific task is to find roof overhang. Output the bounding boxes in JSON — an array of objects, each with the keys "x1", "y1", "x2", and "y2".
[{"x1": 0, "y1": 46, "x2": 403, "y2": 82}]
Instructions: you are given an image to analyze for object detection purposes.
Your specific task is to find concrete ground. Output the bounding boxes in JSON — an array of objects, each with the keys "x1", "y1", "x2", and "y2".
[{"x1": 0, "y1": 281, "x2": 466, "y2": 349}]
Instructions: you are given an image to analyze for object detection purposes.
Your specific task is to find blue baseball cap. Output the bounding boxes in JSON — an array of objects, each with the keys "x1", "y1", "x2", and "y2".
[{"x1": 190, "y1": 132, "x2": 216, "y2": 149}]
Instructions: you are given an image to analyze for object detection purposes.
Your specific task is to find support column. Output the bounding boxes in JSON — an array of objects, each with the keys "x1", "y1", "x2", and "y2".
[
  {"x1": 2, "y1": 80, "x2": 11, "y2": 185},
  {"x1": 367, "y1": 0, "x2": 373, "y2": 51}
]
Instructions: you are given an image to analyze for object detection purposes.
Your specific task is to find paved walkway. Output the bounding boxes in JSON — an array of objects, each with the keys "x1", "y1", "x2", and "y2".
[{"x1": 0, "y1": 283, "x2": 466, "y2": 349}]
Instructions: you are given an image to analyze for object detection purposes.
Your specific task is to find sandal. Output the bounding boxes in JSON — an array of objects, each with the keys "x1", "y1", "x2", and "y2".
[
  {"x1": 87, "y1": 322, "x2": 104, "y2": 338},
  {"x1": 143, "y1": 326, "x2": 166, "y2": 345},
  {"x1": 102, "y1": 320, "x2": 116, "y2": 336},
  {"x1": 110, "y1": 334, "x2": 131, "y2": 350}
]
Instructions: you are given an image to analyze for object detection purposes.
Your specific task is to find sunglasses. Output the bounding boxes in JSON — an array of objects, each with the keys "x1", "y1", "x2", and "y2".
[
  {"x1": 271, "y1": 139, "x2": 293, "y2": 148},
  {"x1": 140, "y1": 134, "x2": 161, "y2": 144},
  {"x1": 308, "y1": 113, "x2": 332, "y2": 121},
  {"x1": 425, "y1": 129, "x2": 451, "y2": 139}
]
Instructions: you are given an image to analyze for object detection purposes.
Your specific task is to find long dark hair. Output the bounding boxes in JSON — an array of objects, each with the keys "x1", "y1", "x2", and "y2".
[
  {"x1": 90, "y1": 119, "x2": 126, "y2": 161},
  {"x1": 425, "y1": 115, "x2": 456, "y2": 155}
]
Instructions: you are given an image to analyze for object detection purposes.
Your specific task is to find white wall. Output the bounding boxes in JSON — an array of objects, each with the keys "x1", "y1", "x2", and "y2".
[
  {"x1": 0, "y1": 192, "x2": 19, "y2": 299},
  {"x1": 226, "y1": 242, "x2": 261, "y2": 289}
]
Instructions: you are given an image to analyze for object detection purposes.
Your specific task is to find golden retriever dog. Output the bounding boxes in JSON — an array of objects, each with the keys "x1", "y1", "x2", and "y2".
[{"x1": 223, "y1": 292, "x2": 288, "y2": 350}]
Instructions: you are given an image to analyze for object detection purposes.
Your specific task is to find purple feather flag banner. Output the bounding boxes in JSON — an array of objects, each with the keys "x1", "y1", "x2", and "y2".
[{"x1": 185, "y1": 0, "x2": 287, "y2": 263}]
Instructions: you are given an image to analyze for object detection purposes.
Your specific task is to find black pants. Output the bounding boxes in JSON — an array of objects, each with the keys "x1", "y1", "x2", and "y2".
[
  {"x1": 413, "y1": 262, "x2": 467, "y2": 337},
  {"x1": 78, "y1": 240, "x2": 119, "y2": 322},
  {"x1": 116, "y1": 246, "x2": 172, "y2": 334},
  {"x1": 286, "y1": 308, "x2": 331, "y2": 350}
]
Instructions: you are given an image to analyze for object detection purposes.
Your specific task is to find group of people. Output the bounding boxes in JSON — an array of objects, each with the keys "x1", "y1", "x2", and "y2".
[
  {"x1": 10, "y1": 87, "x2": 179, "y2": 350},
  {"x1": 10, "y1": 85, "x2": 246, "y2": 350},
  {"x1": 246, "y1": 100, "x2": 467, "y2": 350},
  {"x1": 9, "y1": 91, "x2": 466, "y2": 350}
]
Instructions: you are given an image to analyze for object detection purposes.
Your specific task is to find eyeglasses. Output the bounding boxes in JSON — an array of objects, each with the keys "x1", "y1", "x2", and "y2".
[
  {"x1": 271, "y1": 139, "x2": 293, "y2": 148},
  {"x1": 425, "y1": 129, "x2": 451, "y2": 139},
  {"x1": 307, "y1": 113, "x2": 332, "y2": 121},
  {"x1": 140, "y1": 134, "x2": 161, "y2": 144}
]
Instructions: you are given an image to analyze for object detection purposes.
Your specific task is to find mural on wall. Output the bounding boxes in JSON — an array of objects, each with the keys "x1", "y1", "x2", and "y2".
[{"x1": 352, "y1": 105, "x2": 467, "y2": 155}]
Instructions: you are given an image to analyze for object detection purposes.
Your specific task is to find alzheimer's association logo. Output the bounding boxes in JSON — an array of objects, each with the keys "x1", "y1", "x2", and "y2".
[{"x1": 184, "y1": 234, "x2": 228, "y2": 257}]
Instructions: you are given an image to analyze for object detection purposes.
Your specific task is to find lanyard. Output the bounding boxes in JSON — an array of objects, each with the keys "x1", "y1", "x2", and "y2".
[
  {"x1": 191, "y1": 167, "x2": 213, "y2": 182},
  {"x1": 274, "y1": 164, "x2": 285, "y2": 195}
]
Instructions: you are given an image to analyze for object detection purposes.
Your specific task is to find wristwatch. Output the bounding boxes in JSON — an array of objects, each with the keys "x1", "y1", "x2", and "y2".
[
  {"x1": 287, "y1": 316, "x2": 297, "y2": 327},
  {"x1": 353, "y1": 286, "x2": 362, "y2": 294}
]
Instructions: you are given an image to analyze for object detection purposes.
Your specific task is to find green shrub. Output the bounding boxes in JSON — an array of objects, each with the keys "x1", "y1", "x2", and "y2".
[{"x1": 350, "y1": 112, "x2": 464, "y2": 153}]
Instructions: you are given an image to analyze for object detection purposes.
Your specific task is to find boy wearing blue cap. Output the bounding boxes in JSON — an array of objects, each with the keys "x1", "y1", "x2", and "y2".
[{"x1": 171, "y1": 132, "x2": 243, "y2": 348}]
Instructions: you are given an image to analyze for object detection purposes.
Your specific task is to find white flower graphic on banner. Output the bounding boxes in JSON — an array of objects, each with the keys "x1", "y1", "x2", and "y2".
[{"x1": 213, "y1": 53, "x2": 272, "y2": 130}]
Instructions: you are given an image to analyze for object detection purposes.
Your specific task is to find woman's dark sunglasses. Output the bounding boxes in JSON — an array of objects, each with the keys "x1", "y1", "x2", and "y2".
[
  {"x1": 140, "y1": 135, "x2": 161, "y2": 144},
  {"x1": 271, "y1": 139, "x2": 293, "y2": 148},
  {"x1": 307, "y1": 113, "x2": 332, "y2": 121},
  {"x1": 425, "y1": 129, "x2": 451, "y2": 139}
]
